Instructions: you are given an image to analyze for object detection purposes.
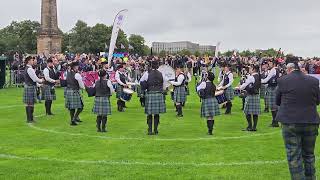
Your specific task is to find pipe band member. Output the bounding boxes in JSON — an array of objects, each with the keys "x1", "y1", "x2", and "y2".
[
  {"x1": 23, "y1": 56, "x2": 44, "y2": 123},
  {"x1": 197, "y1": 72, "x2": 220, "y2": 135},
  {"x1": 115, "y1": 64, "x2": 131, "y2": 112},
  {"x1": 170, "y1": 64, "x2": 187, "y2": 117},
  {"x1": 261, "y1": 59, "x2": 280, "y2": 127},
  {"x1": 238, "y1": 65, "x2": 261, "y2": 131},
  {"x1": 42, "y1": 58, "x2": 59, "y2": 115},
  {"x1": 65, "y1": 61, "x2": 85, "y2": 126},
  {"x1": 93, "y1": 69, "x2": 115, "y2": 132},
  {"x1": 140, "y1": 61, "x2": 166, "y2": 135},
  {"x1": 218, "y1": 63, "x2": 234, "y2": 114}
]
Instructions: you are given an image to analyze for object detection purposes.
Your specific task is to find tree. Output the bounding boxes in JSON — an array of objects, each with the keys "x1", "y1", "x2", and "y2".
[
  {"x1": 194, "y1": 51, "x2": 201, "y2": 57},
  {"x1": 69, "y1": 20, "x2": 92, "y2": 53},
  {"x1": 90, "y1": 24, "x2": 111, "y2": 53},
  {"x1": 178, "y1": 49, "x2": 192, "y2": 56},
  {"x1": 128, "y1": 34, "x2": 146, "y2": 55},
  {"x1": 0, "y1": 20, "x2": 40, "y2": 54},
  {"x1": 159, "y1": 50, "x2": 166, "y2": 58}
]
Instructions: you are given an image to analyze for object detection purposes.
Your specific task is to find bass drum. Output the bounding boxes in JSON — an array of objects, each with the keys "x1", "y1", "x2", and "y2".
[{"x1": 158, "y1": 65, "x2": 175, "y2": 89}]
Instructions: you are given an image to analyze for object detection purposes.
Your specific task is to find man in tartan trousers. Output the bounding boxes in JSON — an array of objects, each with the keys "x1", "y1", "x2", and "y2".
[
  {"x1": 237, "y1": 65, "x2": 261, "y2": 131},
  {"x1": 65, "y1": 62, "x2": 85, "y2": 126},
  {"x1": 276, "y1": 59, "x2": 319, "y2": 180},
  {"x1": 140, "y1": 61, "x2": 166, "y2": 135},
  {"x1": 23, "y1": 56, "x2": 44, "y2": 123},
  {"x1": 42, "y1": 58, "x2": 59, "y2": 115},
  {"x1": 169, "y1": 65, "x2": 187, "y2": 117},
  {"x1": 196, "y1": 72, "x2": 220, "y2": 135},
  {"x1": 261, "y1": 59, "x2": 280, "y2": 127}
]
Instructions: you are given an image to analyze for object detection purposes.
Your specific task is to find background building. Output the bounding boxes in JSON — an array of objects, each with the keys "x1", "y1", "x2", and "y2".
[{"x1": 152, "y1": 41, "x2": 216, "y2": 54}]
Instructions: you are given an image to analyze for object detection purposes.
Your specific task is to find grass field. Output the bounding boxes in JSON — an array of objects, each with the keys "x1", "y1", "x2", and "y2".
[{"x1": 0, "y1": 79, "x2": 319, "y2": 180}]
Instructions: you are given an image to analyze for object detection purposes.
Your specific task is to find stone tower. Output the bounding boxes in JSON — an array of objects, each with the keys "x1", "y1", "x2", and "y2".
[{"x1": 37, "y1": 0, "x2": 62, "y2": 55}]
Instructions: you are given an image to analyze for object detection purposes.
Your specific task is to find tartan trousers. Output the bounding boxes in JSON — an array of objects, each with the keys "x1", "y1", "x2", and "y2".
[{"x1": 282, "y1": 124, "x2": 319, "y2": 180}]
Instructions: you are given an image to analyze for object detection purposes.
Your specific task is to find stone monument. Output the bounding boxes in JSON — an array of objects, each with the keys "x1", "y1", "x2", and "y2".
[{"x1": 37, "y1": 0, "x2": 62, "y2": 55}]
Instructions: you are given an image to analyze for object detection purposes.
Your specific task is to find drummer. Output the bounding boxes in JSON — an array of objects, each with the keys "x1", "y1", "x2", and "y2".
[
  {"x1": 218, "y1": 63, "x2": 234, "y2": 114},
  {"x1": 169, "y1": 64, "x2": 187, "y2": 118},
  {"x1": 197, "y1": 72, "x2": 220, "y2": 135},
  {"x1": 183, "y1": 69, "x2": 192, "y2": 106},
  {"x1": 115, "y1": 64, "x2": 131, "y2": 112}
]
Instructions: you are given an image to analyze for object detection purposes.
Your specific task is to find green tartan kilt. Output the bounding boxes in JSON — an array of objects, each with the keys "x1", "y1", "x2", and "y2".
[
  {"x1": 201, "y1": 97, "x2": 220, "y2": 118},
  {"x1": 41, "y1": 85, "x2": 56, "y2": 101},
  {"x1": 92, "y1": 96, "x2": 111, "y2": 116},
  {"x1": 260, "y1": 85, "x2": 266, "y2": 99},
  {"x1": 173, "y1": 86, "x2": 187, "y2": 103},
  {"x1": 265, "y1": 86, "x2": 278, "y2": 110},
  {"x1": 23, "y1": 85, "x2": 37, "y2": 105},
  {"x1": 224, "y1": 86, "x2": 234, "y2": 101},
  {"x1": 244, "y1": 94, "x2": 261, "y2": 115},
  {"x1": 65, "y1": 89, "x2": 84, "y2": 110},
  {"x1": 145, "y1": 92, "x2": 166, "y2": 115},
  {"x1": 116, "y1": 85, "x2": 123, "y2": 99}
]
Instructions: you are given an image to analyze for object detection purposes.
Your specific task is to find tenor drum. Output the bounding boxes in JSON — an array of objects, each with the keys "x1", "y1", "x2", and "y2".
[
  {"x1": 215, "y1": 90, "x2": 227, "y2": 104},
  {"x1": 120, "y1": 88, "x2": 134, "y2": 102}
]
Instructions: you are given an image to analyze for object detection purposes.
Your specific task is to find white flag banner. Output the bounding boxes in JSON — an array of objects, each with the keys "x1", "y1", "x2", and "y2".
[
  {"x1": 215, "y1": 42, "x2": 221, "y2": 57},
  {"x1": 108, "y1": 9, "x2": 128, "y2": 65}
]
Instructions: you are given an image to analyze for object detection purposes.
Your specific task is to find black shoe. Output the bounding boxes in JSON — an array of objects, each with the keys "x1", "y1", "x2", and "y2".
[
  {"x1": 242, "y1": 127, "x2": 253, "y2": 131},
  {"x1": 208, "y1": 131, "x2": 213, "y2": 135},
  {"x1": 269, "y1": 123, "x2": 279, "y2": 128},
  {"x1": 176, "y1": 114, "x2": 183, "y2": 118},
  {"x1": 148, "y1": 131, "x2": 153, "y2": 135},
  {"x1": 264, "y1": 109, "x2": 269, "y2": 113},
  {"x1": 76, "y1": 119, "x2": 83, "y2": 123},
  {"x1": 154, "y1": 131, "x2": 159, "y2": 135},
  {"x1": 101, "y1": 129, "x2": 107, "y2": 133},
  {"x1": 252, "y1": 128, "x2": 257, "y2": 132},
  {"x1": 70, "y1": 121, "x2": 78, "y2": 126}
]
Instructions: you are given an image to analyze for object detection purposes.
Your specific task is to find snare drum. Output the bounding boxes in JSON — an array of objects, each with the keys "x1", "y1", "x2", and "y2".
[
  {"x1": 120, "y1": 88, "x2": 134, "y2": 102},
  {"x1": 234, "y1": 89, "x2": 241, "y2": 96},
  {"x1": 215, "y1": 90, "x2": 227, "y2": 104}
]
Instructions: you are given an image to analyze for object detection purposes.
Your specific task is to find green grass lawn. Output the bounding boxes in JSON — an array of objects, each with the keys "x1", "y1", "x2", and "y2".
[{"x1": 0, "y1": 80, "x2": 319, "y2": 179}]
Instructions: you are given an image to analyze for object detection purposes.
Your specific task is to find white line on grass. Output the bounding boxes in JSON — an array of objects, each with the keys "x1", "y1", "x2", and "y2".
[
  {"x1": 0, "y1": 153, "x2": 288, "y2": 167},
  {"x1": 28, "y1": 123, "x2": 280, "y2": 141}
]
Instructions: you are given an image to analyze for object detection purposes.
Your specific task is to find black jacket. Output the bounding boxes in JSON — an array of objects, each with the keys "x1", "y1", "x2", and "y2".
[{"x1": 275, "y1": 71, "x2": 320, "y2": 124}]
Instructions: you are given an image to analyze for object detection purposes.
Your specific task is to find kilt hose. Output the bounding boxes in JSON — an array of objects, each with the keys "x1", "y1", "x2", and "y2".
[
  {"x1": 23, "y1": 85, "x2": 37, "y2": 105},
  {"x1": 173, "y1": 86, "x2": 187, "y2": 103},
  {"x1": 41, "y1": 85, "x2": 56, "y2": 101},
  {"x1": 116, "y1": 84, "x2": 124, "y2": 99},
  {"x1": 224, "y1": 86, "x2": 234, "y2": 101},
  {"x1": 244, "y1": 94, "x2": 261, "y2": 115},
  {"x1": 201, "y1": 97, "x2": 220, "y2": 118},
  {"x1": 92, "y1": 96, "x2": 112, "y2": 116},
  {"x1": 186, "y1": 86, "x2": 190, "y2": 96},
  {"x1": 260, "y1": 84, "x2": 267, "y2": 99},
  {"x1": 265, "y1": 86, "x2": 278, "y2": 111},
  {"x1": 65, "y1": 89, "x2": 84, "y2": 110},
  {"x1": 282, "y1": 124, "x2": 319, "y2": 180},
  {"x1": 145, "y1": 92, "x2": 166, "y2": 115}
]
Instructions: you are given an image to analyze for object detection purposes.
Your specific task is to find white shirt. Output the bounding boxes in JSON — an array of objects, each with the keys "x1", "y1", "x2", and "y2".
[
  {"x1": 218, "y1": 71, "x2": 233, "y2": 88},
  {"x1": 139, "y1": 71, "x2": 167, "y2": 90},
  {"x1": 115, "y1": 70, "x2": 127, "y2": 86},
  {"x1": 43, "y1": 67, "x2": 56, "y2": 83},
  {"x1": 196, "y1": 81, "x2": 207, "y2": 92},
  {"x1": 240, "y1": 73, "x2": 257, "y2": 90},
  {"x1": 74, "y1": 73, "x2": 85, "y2": 89},
  {"x1": 261, "y1": 67, "x2": 276, "y2": 84},
  {"x1": 26, "y1": 65, "x2": 42, "y2": 83},
  {"x1": 170, "y1": 74, "x2": 185, "y2": 86},
  {"x1": 186, "y1": 72, "x2": 192, "y2": 83}
]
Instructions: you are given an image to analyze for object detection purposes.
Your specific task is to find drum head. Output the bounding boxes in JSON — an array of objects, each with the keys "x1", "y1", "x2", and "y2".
[
  {"x1": 158, "y1": 65, "x2": 175, "y2": 88},
  {"x1": 215, "y1": 90, "x2": 224, "y2": 96},
  {"x1": 123, "y1": 88, "x2": 134, "y2": 94}
]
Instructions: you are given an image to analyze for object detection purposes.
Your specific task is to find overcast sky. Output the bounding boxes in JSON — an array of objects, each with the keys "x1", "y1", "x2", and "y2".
[{"x1": 1, "y1": 0, "x2": 319, "y2": 57}]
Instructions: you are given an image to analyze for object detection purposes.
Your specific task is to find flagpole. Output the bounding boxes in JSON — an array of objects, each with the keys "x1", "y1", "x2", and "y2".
[{"x1": 108, "y1": 9, "x2": 128, "y2": 66}]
